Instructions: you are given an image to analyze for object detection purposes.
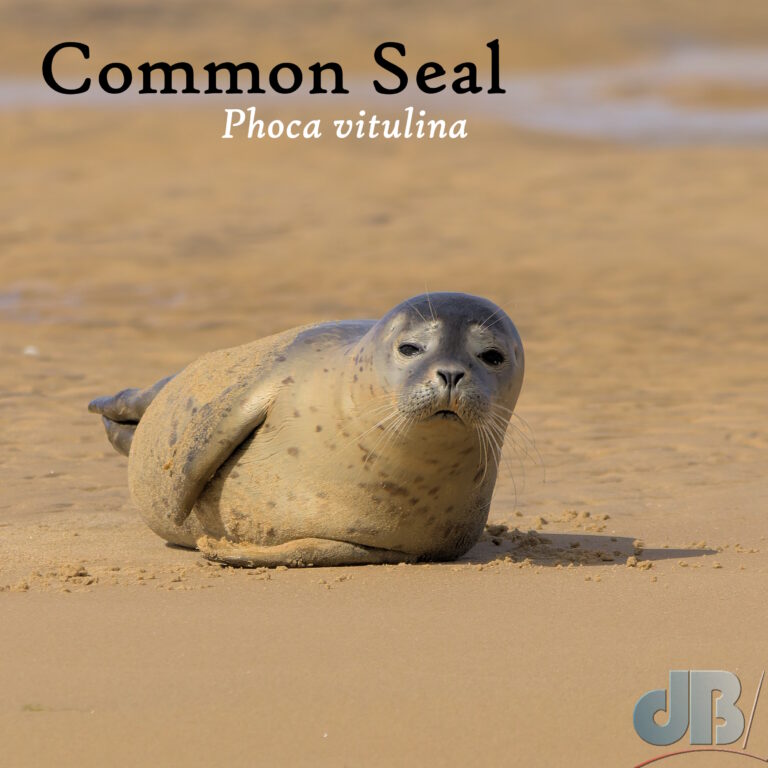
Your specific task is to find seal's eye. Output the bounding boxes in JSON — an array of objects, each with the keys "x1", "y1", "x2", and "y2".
[
  {"x1": 398, "y1": 343, "x2": 422, "y2": 357},
  {"x1": 479, "y1": 349, "x2": 505, "y2": 367}
]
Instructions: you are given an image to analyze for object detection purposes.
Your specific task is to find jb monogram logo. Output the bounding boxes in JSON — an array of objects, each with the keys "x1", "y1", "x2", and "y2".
[{"x1": 633, "y1": 670, "x2": 766, "y2": 766}]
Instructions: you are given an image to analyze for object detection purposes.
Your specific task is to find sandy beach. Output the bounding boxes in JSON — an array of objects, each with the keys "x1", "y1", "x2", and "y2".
[{"x1": 2, "y1": 2, "x2": 768, "y2": 765}]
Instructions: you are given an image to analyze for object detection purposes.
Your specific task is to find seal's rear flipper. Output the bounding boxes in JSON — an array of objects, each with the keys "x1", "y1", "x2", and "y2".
[
  {"x1": 101, "y1": 416, "x2": 136, "y2": 456},
  {"x1": 197, "y1": 536, "x2": 417, "y2": 568},
  {"x1": 89, "y1": 375, "x2": 175, "y2": 456}
]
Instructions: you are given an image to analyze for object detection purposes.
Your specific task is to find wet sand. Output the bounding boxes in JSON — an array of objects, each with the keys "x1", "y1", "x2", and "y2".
[{"x1": 3, "y1": 3, "x2": 768, "y2": 765}]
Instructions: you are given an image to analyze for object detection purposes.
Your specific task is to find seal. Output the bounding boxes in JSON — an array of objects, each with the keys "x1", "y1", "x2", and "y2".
[{"x1": 88, "y1": 292, "x2": 524, "y2": 567}]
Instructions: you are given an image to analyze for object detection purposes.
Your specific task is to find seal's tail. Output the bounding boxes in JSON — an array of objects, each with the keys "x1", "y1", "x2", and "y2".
[{"x1": 88, "y1": 374, "x2": 174, "y2": 457}]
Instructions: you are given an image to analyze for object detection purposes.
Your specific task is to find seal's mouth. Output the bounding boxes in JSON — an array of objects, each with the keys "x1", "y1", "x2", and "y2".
[{"x1": 432, "y1": 409, "x2": 462, "y2": 423}]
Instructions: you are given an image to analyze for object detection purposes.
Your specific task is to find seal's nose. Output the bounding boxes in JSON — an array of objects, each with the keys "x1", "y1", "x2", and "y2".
[{"x1": 436, "y1": 369, "x2": 465, "y2": 391}]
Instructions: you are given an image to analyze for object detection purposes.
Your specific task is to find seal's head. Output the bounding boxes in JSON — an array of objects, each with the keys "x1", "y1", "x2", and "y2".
[{"x1": 356, "y1": 293, "x2": 524, "y2": 433}]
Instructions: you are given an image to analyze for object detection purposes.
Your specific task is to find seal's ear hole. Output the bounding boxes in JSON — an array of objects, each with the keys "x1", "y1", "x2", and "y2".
[
  {"x1": 479, "y1": 349, "x2": 505, "y2": 367},
  {"x1": 398, "y1": 343, "x2": 423, "y2": 357}
]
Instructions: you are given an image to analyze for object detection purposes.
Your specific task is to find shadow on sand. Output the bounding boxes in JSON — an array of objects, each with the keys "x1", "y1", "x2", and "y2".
[
  {"x1": 166, "y1": 531, "x2": 718, "y2": 569},
  {"x1": 461, "y1": 531, "x2": 718, "y2": 567}
]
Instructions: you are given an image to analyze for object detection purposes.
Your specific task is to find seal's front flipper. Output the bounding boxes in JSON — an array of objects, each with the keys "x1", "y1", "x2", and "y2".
[
  {"x1": 197, "y1": 536, "x2": 417, "y2": 568},
  {"x1": 160, "y1": 384, "x2": 272, "y2": 526}
]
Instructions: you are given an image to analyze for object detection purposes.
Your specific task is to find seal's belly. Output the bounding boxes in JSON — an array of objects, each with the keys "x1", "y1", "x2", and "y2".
[{"x1": 194, "y1": 418, "x2": 492, "y2": 558}]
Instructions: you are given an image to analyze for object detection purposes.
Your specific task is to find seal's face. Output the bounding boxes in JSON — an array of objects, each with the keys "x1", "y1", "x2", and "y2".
[{"x1": 365, "y1": 293, "x2": 524, "y2": 431}]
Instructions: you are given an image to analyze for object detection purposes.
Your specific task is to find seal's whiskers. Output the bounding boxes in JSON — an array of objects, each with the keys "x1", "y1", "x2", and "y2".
[
  {"x1": 478, "y1": 306, "x2": 505, "y2": 331},
  {"x1": 375, "y1": 413, "x2": 419, "y2": 484},
  {"x1": 474, "y1": 424, "x2": 492, "y2": 487},
  {"x1": 484, "y1": 413, "x2": 524, "y2": 498},
  {"x1": 359, "y1": 411, "x2": 415, "y2": 476},
  {"x1": 344, "y1": 408, "x2": 401, "y2": 451}
]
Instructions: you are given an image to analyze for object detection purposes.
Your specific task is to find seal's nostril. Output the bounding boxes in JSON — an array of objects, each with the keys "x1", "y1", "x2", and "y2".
[{"x1": 437, "y1": 369, "x2": 465, "y2": 389}]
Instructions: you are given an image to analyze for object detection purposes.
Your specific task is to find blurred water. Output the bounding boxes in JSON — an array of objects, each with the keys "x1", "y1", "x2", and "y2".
[
  {"x1": 0, "y1": 284, "x2": 189, "y2": 326},
  {"x1": 470, "y1": 47, "x2": 768, "y2": 143},
  {"x1": 2, "y1": 46, "x2": 768, "y2": 143}
]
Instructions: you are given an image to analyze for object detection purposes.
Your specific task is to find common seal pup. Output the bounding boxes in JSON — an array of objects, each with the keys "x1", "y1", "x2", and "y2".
[{"x1": 89, "y1": 292, "x2": 524, "y2": 567}]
